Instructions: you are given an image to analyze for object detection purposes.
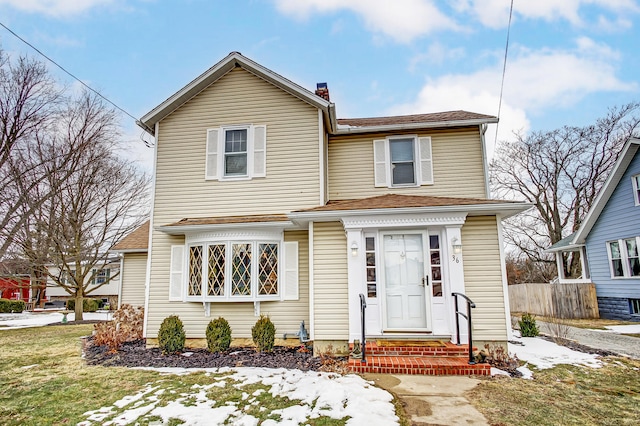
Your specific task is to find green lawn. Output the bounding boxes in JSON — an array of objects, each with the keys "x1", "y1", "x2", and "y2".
[
  {"x1": 468, "y1": 357, "x2": 640, "y2": 425},
  {"x1": 0, "y1": 324, "x2": 397, "y2": 425}
]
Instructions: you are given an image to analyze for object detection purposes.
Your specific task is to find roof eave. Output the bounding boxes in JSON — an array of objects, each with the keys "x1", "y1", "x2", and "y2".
[
  {"x1": 156, "y1": 220, "x2": 296, "y2": 235},
  {"x1": 289, "y1": 202, "x2": 531, "y2": 223},
  {"x1": 138, "y1": 52, "x2": 331, "y2": 135},
  {"x1": 332, "y1": 117, "x2": 499, "y2": 135},
  {"x1": 111, "y1": 248, "x2": 148, "y2": 254}
]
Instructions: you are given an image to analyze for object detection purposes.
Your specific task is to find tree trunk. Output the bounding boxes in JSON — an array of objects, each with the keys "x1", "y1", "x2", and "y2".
[{"x1": 74, "y1": 293, "x2": 84, "y2": 321}]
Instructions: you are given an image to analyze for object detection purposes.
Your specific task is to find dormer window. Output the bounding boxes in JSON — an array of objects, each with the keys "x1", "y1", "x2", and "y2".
[{"x1": 633, "y1": 174, "x2": 640, "y2": 206}]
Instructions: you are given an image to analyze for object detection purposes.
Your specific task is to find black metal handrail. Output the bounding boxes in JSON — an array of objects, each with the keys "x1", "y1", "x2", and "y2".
[
  {"x1": 359, "y1": 293, "x2": 367, "y2": 364},
  {"x1": 452, "y1": 292, "x2": 476, "y2": 365}
]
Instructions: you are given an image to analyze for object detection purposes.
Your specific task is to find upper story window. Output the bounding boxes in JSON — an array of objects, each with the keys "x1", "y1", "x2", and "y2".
[
  {"x1": 91, "y1": 268, "x2": 110, "y2": 285},
  {"x1": 373, "y1": 136, "x2": 433, "y2": 188},
  {"x1": 633, "y1": 174, "x2": 640, "y2": 206},
  {"x1": 224, "y1": 129, "x2": 248, "y2": 176},
  {"x1": 607, "y1": 237, "x2": 640, "y2": 278},
  {"x1": 205, "y1": 125, "x2": 266, "y2": 181}
]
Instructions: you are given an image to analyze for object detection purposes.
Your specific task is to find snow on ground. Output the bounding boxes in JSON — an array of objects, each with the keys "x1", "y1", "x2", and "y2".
[
  {"x1": 492, "y1": 334, "x2": 604, "y2": 379},
  {"x1": 602, "y1": 324, "x2": 640, "y2": 334},
  {"x1": 0, "y1": 311, "x2": 112, "y2": 329},
  {"x1": 79, "y1": 367, "x2": 399, "y2": 426}
]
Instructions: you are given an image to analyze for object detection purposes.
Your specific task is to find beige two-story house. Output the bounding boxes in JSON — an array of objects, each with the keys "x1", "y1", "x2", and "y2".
[{"x1": 117, "y1": 52, "x2": 528, "y2": 354}]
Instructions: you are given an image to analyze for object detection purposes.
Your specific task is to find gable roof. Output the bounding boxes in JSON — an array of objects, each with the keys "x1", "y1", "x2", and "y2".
[
  {"x1": 112, "y1": 221, "x2": 149, "y2": 252},
  {"x1": 138, "y1": 52, "x2": 335, "y2": 135},
  {"x1": 571, "y1": 138, "x2": 640, "y2": 245}
]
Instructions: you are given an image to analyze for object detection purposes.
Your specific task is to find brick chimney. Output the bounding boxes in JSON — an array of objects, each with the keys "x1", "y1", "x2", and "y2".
[{"x1": 315, "y1": 83, "x2": 330, "y2": 101}]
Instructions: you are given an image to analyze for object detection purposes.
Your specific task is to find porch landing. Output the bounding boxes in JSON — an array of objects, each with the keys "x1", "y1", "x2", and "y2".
[{"x1": 348, "y1": 341, "x2": 490, "y2": 376}]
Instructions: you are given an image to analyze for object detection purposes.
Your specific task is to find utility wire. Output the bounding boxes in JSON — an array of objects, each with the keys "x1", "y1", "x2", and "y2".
[
  {"x1": 0, "y1": 20, "x2": 154, "y2": 146},
  {"x1": 494, "y1": 0, "x2": 514, "y2": 146}
]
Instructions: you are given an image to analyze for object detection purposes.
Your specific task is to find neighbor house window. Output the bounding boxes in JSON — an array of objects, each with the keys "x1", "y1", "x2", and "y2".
[
  {"x1": 373, "y1": 135, "x2": 433, "y2": 188},
  {"x1": 607, "y1": 237, "x2": 640, "y2": 278},
  {"x1": 633, "y1": 174, "x2": 640, "y2": 206},
  {"x1": 91, "y1": 268, "x2": 110, "y2": 285},
  {"x1": 186, "y1": 241, "x2": 279, "y2": 301},
  {"x1": 630, "y1": 299, "x2": 640, "y2": 315}
]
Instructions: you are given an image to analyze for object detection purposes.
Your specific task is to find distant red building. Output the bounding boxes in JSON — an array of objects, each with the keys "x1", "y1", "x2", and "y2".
[{"x1": 0, "y1": 276, "x2": 30, "y2": 300}]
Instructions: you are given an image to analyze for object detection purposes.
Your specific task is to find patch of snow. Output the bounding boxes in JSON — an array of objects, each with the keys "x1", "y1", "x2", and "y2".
[
  {"x1": 603, "y1": 324, "x2": 640, "y2": 334},
  {"x1": 517, "y1": 364, "x2": 534, "y2": 379},
  {"x1": 0, "y1": 311, "x2": 112, "y2": 329},
  {"x1": 490, "y1": 367, "x2": 510, "y2": 377},
  {"x1": 508, "y1": 336, "x2": 602, "y2": 370}
]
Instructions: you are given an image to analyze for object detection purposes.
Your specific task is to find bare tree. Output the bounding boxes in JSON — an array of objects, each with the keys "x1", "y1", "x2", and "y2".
[
  {"x1": 14, "y1": 91, "x2": 149, "y2": 319},
  {"x1": 492, "y1": 102, "x2": 640, "y2": 276},
  {"x1": 0, "y1": 48, "x2": 62, "y2": 258}
]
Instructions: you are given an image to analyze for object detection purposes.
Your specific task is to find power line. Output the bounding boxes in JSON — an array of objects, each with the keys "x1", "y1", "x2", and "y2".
[
  {"x1": 495, "y1": 0, "x2": 514, "y2": 146},
  {"x1": 0, "y1": 20, "x2": 153, "y2": 144}
]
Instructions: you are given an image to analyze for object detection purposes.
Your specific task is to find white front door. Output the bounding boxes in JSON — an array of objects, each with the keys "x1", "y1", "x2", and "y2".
[{"x1": 383, "y1": 233, "x2": 430, "y2": 330}]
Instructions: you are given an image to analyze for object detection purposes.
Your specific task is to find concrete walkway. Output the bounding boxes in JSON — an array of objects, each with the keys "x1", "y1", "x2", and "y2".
[
  {"x1": 537, "y1": 321, "x2": 640, "y2": 359},
  {"x1": 365, "y1": 374, "x2": 489, "y2": 426}
]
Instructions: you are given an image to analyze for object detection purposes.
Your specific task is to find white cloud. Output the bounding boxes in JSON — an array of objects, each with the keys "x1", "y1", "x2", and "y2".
[
  {"x1": 273, "y1": 0, "x2": 461, "y2": 43},
  {"x1": 457, "y1": 0, "x2": 640, "y2": 29},
  {"x1": 390, "y1": 39, "x2": 636, "y2": 158},
  {"x1": 0, "y1": 0, "x2": 117, "y2": 17},
  {"x1": 409, "y1": 42, "x2": 466, "y2": 71}
]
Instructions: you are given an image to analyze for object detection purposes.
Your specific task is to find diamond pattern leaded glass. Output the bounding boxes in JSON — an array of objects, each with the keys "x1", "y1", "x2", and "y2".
[
  {"x1": 189, "y1": 245, "x2": 203, "y2": 296},
  {"x1": 231, "y1": 243, "x2": 252, "y2": 296},
  {"x1": 258, "y1": 243, "x2": 278, "y2": 295},
  {"x1": 208, "y1": 244, "x2": 225, "y2": 296}
]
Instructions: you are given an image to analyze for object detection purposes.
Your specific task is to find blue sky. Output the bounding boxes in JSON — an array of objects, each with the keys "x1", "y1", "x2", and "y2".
[{"x1": 1, "y1": 0, "x2": 639, "y2": 170}]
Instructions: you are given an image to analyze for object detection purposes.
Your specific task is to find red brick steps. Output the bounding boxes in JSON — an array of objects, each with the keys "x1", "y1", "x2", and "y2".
[{"x1": 348, "y1": 341, "x2": 490, "y2": 376}]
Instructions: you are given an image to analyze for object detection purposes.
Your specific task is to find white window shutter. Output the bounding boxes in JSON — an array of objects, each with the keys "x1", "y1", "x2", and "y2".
[
  {"x1": 205, "y1": 128, "x2": 219, "y2": 180},
  {"x1": 169, "y1": 245, "x2": 184, "y2": 301},
  {"x1": 253, "y1": 125, "x2": 267, "y2": 177},
  {"x1": 283, "y1": 241, "x2": 298, "y2": 301},
  {"x1": 373, "y1": 139, "x2": 388, "y2": 187},
  {"x1": 418, "y1": 136, "x2": 433, "y2": 185}
]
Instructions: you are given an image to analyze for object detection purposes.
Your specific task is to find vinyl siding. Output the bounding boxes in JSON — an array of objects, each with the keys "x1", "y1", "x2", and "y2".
[
  {"x1": 120, "y1": 253, "x2": 148, "y2": 307},
  {"x1": 153, "y1": 67, "x2": 321, "y2": 224},
  {"x1": 462, "y1": 216, "x2": 508, "y2": 341},
  {"x1": 146, "y1": 67, "x2": 320, "y2": 339},
  {"x1": 328, "y1": 128, "x2": 487, "y2": 199},
  {"x1": 585, "y1": 150, "x2": 640, "y2": 298},
  {"x1": 145, "y1": 230, "x2": 309, "y2": 339},
  {"x1": 312, "y1": 221, "x2": 349, "y2": 340}
]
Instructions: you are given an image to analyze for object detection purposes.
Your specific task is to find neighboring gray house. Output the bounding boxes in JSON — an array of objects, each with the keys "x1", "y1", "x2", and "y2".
[{"x1": 548, "y1": 138, "x2": 640, "y2": 321}]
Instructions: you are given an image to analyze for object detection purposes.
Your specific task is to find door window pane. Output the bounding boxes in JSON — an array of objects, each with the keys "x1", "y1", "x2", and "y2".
[
  {"x1": 429, "y1": 234, "x2": 443, "y2": 297},
  {"x1": 365, "y1": 237, "x2": 377, "y2": 298}
]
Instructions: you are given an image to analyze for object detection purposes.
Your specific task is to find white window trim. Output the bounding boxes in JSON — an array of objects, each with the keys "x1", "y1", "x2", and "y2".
[
  {"x1": 633, "y1": 174, "x2": 640, "y2": 206},
  {"x1": 607, "y1": 236, "x2": 640, "y2": 279},
  {"x1": 373, "y1": 135, "x2": 433, "y2": 188},
  {"x1": 184, "y1": 240, "x2": 282, "y2": 302},
  {"x1": 205, "y1": 124, "x2": 267, "y2": 181}
]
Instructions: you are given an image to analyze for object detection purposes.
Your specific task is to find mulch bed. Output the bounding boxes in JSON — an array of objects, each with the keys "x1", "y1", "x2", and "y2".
[
  {"x1": 541, "y1": 336, "x2": 617, "y2": 357},
  {"x1": 84, "y1": 338, "x2": 326, "y2": 371}
]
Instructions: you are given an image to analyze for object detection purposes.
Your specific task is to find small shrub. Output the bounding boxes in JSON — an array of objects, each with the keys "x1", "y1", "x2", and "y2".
[
  {"x1": 93, "y1": 304, "x2": 145, "y2": 353},
  {"x1": 479, "y1": 344, "x2": 522, "y2": 377},
  {"x1": 251, "y1": 315, "x2": 275, "y2": 352},
  {"x1": 158, "y1": 315, "x2": 185, "y2": 354},
  {"x1": 519, "y1": 312, "x2": 539, "y2": 337},
  {"x1": 10, "y1": 300, "x2": 25, "y2": 313},
  {"x1": 0, "y1": 298, "x2": 12, "y2": 313},
  {"x1": 67, "y1": 298, "x2": 100, "y2": 312},
  {"x1": 206, "y1": 317, "x2": 232, "y2": 353}
]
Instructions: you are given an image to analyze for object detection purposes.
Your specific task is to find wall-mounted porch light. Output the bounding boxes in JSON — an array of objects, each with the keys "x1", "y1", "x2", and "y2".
[
  {"x1": 351, "y1": 241, "x2": 359, "y2": 256},
  {"x1": 451, "y1": 236, "x2": 463, "y2": 255}
]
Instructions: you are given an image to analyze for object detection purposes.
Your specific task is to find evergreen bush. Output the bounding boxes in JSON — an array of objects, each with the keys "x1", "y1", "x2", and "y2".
[
  {"x1": 251, "y1": 315, "x2": 275, "y2": 352},
  {"x1": 206, "y1": 317, "x2": 232, "y2": 353},
  {"x1": 66, "y1": 298, "x2": 100, "y2": 312},
  {"x1": 519, "y1": 312, "x2": 539, "y2": 337},
  {"x1": 0, "y1": 299, "x2": 26, "y2": 313},
  {"x1": 158, "y1": 315, "x2": 186, "y2": 354}
]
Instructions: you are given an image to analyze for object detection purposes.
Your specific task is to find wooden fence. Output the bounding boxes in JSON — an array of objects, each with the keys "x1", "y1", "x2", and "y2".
[{"x1": 508, "y1": 282, "x2": 600, "y2": 319}]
